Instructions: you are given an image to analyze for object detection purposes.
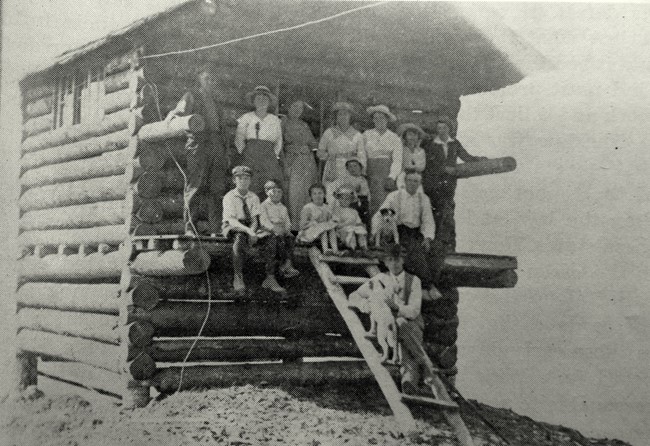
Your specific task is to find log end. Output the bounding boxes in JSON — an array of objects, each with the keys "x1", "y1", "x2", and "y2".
[
  {"x1": 187, "y1": 114, "x2": 206, "y2": 133},
  {"x1": 129, "y1": 282, "x2": 162, "y2": 310},
  {"x1": 183, "y1": 247, "x2": 211, "y2": 274},
  {"x1": 126, "y1": 321, "x2": 156, "y2": 348},
  {"x1": 127, "y1": 351, "x2": 157, "y2": 380}
]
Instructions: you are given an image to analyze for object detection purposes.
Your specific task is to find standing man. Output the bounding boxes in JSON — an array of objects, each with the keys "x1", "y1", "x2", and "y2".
[
  {"x1": 371, "y1": 170, "x2": 440, "y2": 300},
  {"x1": 348, "y1": 244, "x2": 438, "y2": 396},
  {"x1": 422, "y1": 116, "x2": 487, "y2": 251},
  {"x1": 166, "y1": 66, "x2": 228, "y2": 235}
]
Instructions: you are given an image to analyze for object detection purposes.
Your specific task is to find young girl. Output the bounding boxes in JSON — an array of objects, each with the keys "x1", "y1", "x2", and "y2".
[
  {"x1": 332, "y1": 185, "x2": 368, "y2": 251},
  {"x1": 297, "y1": 183, "x2": 338, "y2": 254}
]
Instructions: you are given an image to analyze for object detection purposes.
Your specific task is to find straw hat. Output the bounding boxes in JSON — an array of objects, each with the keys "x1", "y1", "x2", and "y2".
[
  {"x1": 397, "y1": 123, "x2": 427, "y2": 139},
  {"x1": 334, "y1": 184, "x2": 357, "y2": 199},
  {"x1": 245, "y1": 86, "x2": 278, "y2": 107},
  {"x1": 331, "y1": 101, "x2": 355, "y2": 114},
  {"x1": 366, "y1": 104, "x2": 397, "y2": 123}
]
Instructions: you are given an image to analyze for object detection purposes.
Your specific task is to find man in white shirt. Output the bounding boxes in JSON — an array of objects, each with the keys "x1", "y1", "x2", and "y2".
[
  {"x1": 348, "y1": 244, "x2": 437, "y2": 395},
  {"x1": 222, "y1": 166, "x2": 261, "y2": 293},
  {"x1": 371, "y1": 170, "x2": 441, "y2": 299}
]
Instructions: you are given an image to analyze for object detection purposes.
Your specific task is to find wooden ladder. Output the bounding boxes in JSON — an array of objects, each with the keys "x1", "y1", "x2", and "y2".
[{"x1": 308, "y1": 247, "x2": 475, "y2": 446}]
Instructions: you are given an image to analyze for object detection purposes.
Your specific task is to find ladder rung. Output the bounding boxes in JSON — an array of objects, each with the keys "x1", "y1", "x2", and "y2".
[
  {"x1": 320, "y1": 255, "x2": 379, "y2": 265},
  {"x1": 333, "y1": 275, "x2": 370, "y2": 285},
  {"x1": 400, "y1": 393, "x2": 459, "y2": 410}
]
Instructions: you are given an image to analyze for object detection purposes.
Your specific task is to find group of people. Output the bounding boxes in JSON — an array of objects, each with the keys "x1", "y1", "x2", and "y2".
[
  {"x1": 165, "y1": 70, "x2": 488, "y2": 396},
  {"x1": 166, "y1": 71, "x2": 487, "y2": 298}
]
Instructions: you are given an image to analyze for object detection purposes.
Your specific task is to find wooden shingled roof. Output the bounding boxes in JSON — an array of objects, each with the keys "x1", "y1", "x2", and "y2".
[{"x1": 21, "y1": 1, "x2": 552, "y2": 98}]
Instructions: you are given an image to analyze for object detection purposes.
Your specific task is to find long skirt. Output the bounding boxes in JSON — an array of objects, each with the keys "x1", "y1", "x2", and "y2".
[
  {"x1": 367, "y1": 157, "x2": 392, "y2": 217},
  {"x1": 242, "y1": 138, "x2": 284, "y2": 201},
  {"x1": 285, "y1": 145, "x2": 317, "y2": 231}
]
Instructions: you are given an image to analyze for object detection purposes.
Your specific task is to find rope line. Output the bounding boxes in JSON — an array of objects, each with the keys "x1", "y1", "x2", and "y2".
[
  {"x1": 141, "y1": 1, "x2": 388, "y2": 59},
  {"x1": 145, "y1": 81, "x2": 214, "y2": 393}
]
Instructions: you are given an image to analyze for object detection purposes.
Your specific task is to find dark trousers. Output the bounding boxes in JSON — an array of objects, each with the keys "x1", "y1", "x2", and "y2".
[
  {"x1": 398, "y1": 225, "x2": 448, "y2": 288},
  {"x1": 398, "y1": 225, "x2": 432, "y2": 289},
  {"x1": 429, "y1": 195, "x2": 456, "y2": 251},
  {"x1": 184, "y1": 132, "x2": 228, "y2": 234},
  {"x1": 260, "y1": 234, "x2": 295, "y2": 275},
  {"x1": 351, "y1": 196, "x2": 370, "y2": 229}
]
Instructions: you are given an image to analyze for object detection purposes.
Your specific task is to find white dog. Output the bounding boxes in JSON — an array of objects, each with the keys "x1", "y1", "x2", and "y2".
[
  {"x1": 374, "y1": 208, "x2": 400, "y2": 248},
  {"x1": 367, "y1": 293, "x2": 399, "y2": 363}
]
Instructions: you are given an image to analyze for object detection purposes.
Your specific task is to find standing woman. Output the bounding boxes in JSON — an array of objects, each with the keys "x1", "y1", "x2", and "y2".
[
  {"x1": 363, "y1": 105, "x2": 403, "y2": 217},
  {"x1": 395, "y1": 123, "x2": 427, "y2": 191},
  {"x1": 282, "y1": 100, "x2": 318, "y2": 230},
  {"x1": 317, "y1": 102, "x2": 365, "y2": 190},
  {"x1": 235, "y1": 86, "x2": 284, "y2": 201}
]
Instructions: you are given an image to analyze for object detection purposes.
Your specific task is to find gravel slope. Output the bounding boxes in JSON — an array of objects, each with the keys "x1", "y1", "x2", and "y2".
[{"x1": 0, "y1": 383, "x2": 633, "y2": 446}]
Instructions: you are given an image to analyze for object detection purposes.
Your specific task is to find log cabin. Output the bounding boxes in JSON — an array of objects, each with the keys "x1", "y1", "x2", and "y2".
[{"x1": 15, "y1": 0, "x2": 549, "y2": 437}]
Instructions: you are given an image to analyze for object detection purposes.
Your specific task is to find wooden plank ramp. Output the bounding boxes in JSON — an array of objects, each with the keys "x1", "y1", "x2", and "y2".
[{"x1": 308, "y1": 247, "x2": 475, "y2": 446}]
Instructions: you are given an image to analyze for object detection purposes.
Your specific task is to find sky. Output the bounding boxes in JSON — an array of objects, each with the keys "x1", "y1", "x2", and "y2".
[{"x1": 1, "y1": 2, "x2": 650, "y2": 445}]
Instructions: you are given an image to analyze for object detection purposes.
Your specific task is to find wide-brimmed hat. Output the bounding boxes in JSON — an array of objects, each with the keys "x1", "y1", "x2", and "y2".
[
  {"x1": 397, "y1": 123, "x2": 427, "y2": 139},
  {"x1": 345, "y1": 157, "x2": 364, "y2": 169},
  {"x1": 232, "y1": 165, "x2": 253, "y2": 177},
  {"x1": 334, "y1": 184, "x2": 357, "y2": 198},
  {"x1": 331, "y1": 102, "x2": 355, "y2": 114},
  {"x1": 366, "y1": 104, "x2": 397, "y2": 123},
  {"x1": 245, "y1": 86, "x2": 278, "y2": 107}
]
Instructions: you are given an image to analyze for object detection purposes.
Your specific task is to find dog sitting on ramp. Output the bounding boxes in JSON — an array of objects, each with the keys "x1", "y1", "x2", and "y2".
[
  {"x1": 374, "y1": 208, "x2": 399, "y2": 248},
  {"x1": 366, "y1": 284, "x2": 399, "y2": 363}
]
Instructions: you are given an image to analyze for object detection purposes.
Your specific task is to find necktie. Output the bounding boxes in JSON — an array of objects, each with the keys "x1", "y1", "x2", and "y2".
[{"x1": 239, "y1": 195, "x2": 251, "y2": 224}]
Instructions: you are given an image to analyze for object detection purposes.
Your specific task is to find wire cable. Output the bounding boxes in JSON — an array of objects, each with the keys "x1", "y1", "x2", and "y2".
[
  {"x1": 144, "y1": 81, "x2": 214, "y2": 393},
  {"x1": 141, "y1": 2, "x2": 388, "y2": 59}
]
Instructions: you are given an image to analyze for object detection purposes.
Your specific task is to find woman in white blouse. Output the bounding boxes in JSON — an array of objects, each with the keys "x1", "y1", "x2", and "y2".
[
  {"x1": 395, "y1": 123, "x2": 427, "y2": 191},
  {"x1": 235, "y1": 86, "x2": 284, "y2": 200},
  {"x1": 317, "y1": 102, "x2": 366, "y2": 191},
  {"x1": 363, "y1": 104, "x2": 403, "y2": 217}
]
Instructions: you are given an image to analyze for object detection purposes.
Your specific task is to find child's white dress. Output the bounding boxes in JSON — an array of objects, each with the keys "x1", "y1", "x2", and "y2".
[
  {"x1": 297, "y1": 202, "x2": 337, "y2": 243},
  {"x1": 332, "y1": 206, "x2": 367, "y2": 249}
]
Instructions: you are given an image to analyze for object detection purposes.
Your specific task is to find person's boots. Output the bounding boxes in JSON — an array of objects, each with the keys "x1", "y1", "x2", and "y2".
[
  {"x1": 280, "y1": 260, "x2": 300, "y2": 278},
  {"x1": 233, "y1": 272, "x2": 245, "y2": 293},
  {"x1": 261, "y1": 274, "x2": 286, "y2": 293}
]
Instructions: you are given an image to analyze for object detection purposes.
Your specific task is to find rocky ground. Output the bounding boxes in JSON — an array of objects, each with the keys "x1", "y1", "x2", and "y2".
[{"x1": 0, "y1": 382, "x2": 632, "y2": 446}]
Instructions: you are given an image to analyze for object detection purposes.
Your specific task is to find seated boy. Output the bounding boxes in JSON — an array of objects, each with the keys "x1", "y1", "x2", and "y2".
[
  {"x1": 348, "y1": 243, "x2": 437, "y2": 395},
  {"x1": 371, "y1": 170, "x2": 442, "y2": 300},
  {"x1": 326, "y1": 158, "x2": 370, "y2": 227},
  {"x1": 222, "y1": 165, "x2": 261, "y2": 293},
  {"x1": 258, "y1": 180, "x2": 300, "y2": 293}
]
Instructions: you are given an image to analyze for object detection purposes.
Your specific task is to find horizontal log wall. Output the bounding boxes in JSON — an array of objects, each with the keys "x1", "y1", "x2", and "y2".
[
  {"x1": 153, "y1": 361, "x2": 379, "y2": 393},
  {"x1": 18, "y1": 250, "x2": 124, "y2": 282},
  {"x1": 18, "y1": 225, "x2": 128, "y2": 249},
  {"x1": 17, "y1": 283, "x2": 120, "y2": 314},
  {"x1": 38, "y1": 360, "x2": 124, "y2": 398},
  {"x1": 17, "y1": 308, "x2": 120, "y2": 344},
  {"x1": 16, "y1": 49, "x2": 144, "y2": 401},
  {"x1": 20, "y1": 150, "x2": 128, "y2": 189},
  {"x1": 19, "y1": 175, "x2": 128, "y2": 211},
  {"x1": 17, "y1": 329, "x2": 122, "y2": 373},
  {"x1": 22, "y1": 108, "x2": 131, "y2": 154},
  {"x1": 20, "y1": 129, "x2": 130, "y2": 171},
  {"x1": 20, "y1": 200, "x2": 126, "y2": 231}
]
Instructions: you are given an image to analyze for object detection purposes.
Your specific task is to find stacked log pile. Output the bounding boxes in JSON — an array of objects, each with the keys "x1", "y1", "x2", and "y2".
[{"x1": 15, "y1": 50, "x2": 142, "y2": 401}]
